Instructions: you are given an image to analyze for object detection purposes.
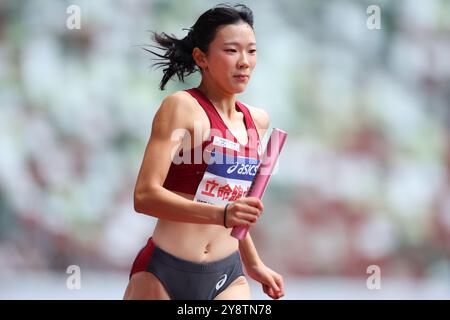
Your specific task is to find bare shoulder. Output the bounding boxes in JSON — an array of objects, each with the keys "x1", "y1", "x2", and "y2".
[
  {"x1": 159, "y1": 90, "x2": 197, "y2": 115},
  {"x1": 153, "y1": 90, "x2": 198, "y2": 131},
  {"x1": 242, "y1": 103, "x2": 271, "y2": 131}
]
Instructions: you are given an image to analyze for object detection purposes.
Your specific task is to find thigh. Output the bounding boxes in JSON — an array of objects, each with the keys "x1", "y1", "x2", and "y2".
[
  {"x1": 123, "y1": 271, "x2": 171, "y2": 300},
  {"x1": 213, "y1": 276, "x2": 251, "y2": 300}
]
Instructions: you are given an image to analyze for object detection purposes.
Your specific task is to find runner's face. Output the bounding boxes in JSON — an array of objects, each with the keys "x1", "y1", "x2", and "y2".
[{"x1": 204, "y1": 22, "x2": 257, "y2": 94}]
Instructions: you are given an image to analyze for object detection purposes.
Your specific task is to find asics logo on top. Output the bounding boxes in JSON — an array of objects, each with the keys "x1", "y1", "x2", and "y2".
[{"x1": 226, "y1": 162, "x2": 258, "y2": 176}]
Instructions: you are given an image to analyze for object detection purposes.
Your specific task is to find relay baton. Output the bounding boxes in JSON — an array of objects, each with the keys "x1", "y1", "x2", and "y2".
[{"x1": 231, "y1": 128, "x2": 288, "y2": 240}]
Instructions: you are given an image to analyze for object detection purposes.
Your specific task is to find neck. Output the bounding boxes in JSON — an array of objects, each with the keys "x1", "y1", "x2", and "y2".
[{"x1": 197, "y1": 81, "x2": 237, "y2": 119}]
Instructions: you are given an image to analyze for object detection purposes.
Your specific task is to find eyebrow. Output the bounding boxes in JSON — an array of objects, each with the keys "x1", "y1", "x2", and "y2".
[{"x1": 222, "y1": 42, "x2": 257, "y2": 46}]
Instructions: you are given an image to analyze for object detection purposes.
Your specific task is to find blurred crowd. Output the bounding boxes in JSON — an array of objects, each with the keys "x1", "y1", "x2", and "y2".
[{"x1": 0, "y1": 0, "x2": 450, "y2": 286}]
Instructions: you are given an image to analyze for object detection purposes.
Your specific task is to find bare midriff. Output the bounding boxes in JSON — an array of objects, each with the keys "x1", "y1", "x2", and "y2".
[{"x1": 151, "y1": 190, "x2": 239, "y2": 263}]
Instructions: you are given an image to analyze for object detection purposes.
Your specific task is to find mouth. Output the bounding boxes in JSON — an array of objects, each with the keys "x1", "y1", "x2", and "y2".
[{"x1": 233, "y1": 74, "x2": 250, "y2": 81}]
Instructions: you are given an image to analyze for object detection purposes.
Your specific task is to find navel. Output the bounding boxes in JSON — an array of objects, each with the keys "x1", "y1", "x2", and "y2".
[{"x1": 203, "y1": 243, "x2": 211, "y2": 254}]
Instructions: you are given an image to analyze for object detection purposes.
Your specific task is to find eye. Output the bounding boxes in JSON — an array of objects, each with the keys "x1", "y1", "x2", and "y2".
[
  {"x1": 249, "y1": 49, "x2": 257, "y2": 54},
  {"x1": 225, "y1": 49, "x2": 237, "y2": 53}
]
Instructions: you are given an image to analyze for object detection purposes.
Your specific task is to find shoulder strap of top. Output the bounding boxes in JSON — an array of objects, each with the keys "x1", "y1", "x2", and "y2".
[
  {"x1": 185, "y1": 88, "x2": 223, "y2": 130},
  {"x1": 186, "y1": 88, "x2": 262, "y2": 143}
]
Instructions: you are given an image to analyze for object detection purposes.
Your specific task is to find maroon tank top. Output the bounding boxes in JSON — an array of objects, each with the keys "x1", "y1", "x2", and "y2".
[{"x1": 162, "y1": 88, "x2": 262, "y2": 195}]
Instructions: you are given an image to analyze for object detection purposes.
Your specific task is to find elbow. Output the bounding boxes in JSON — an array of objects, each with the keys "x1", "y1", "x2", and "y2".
[
  {"x1": 133, "y1": 193, "x2": 144, "y2": 214},
  {"x1": 133, "y1": 184, "x2": 158, "y2": 215},
  {"x1": 133, "y1": 189, "x2": 144, "y2": 213}
]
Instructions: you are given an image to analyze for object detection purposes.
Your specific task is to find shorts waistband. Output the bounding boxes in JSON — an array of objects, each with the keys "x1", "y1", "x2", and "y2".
[{"x1": 150, "y1": 240, "x2": 241, "y2": 273}]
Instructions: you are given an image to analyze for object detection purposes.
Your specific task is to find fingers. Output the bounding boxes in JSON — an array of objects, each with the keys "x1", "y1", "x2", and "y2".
[
  {"x1": 263, "y1": 284, "x2": 281, "y2": 300},
  {"x1": 262, "y1": 283, "x2": 270, "y2": 296},
  {"x1": 240, "y1": 213, "x2": 258, "y2": 225},
  {"x1": 227, "y1": 203, "x2": 262, "y2": 227},
  {"x1": 235, "y1": 202, "x2": 261, "y2": 216},
  {"x1": 273, "y1": 275, "x2": 285, "y2": 299},
  {"x1": 241, "y1": 196, "x2": 264, "y2": 211},
  {"x1": 268, "y1": 276, "x2": 280, "y2": 293},
  {"x1": 231, "y1": 212, "x2": 258, "y2": 227},
  {"x1": 263, "y1": 275, "x2": 284, "y2": 300}
]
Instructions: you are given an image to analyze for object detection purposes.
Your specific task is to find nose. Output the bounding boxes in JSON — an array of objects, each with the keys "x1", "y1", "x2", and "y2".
[{"x1": 238, "y1": 52, "x2": 250, "y2": 69}]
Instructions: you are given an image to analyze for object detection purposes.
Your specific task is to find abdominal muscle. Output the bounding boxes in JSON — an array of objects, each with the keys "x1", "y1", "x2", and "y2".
[{"x1": 151, "y1": 190, "x2": 239, "y2": 263}]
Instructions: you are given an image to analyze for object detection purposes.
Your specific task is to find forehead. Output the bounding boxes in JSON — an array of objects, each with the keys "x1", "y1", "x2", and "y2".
[{"x1": 212, "y1": 22, "x2": 256, "y2": 45}]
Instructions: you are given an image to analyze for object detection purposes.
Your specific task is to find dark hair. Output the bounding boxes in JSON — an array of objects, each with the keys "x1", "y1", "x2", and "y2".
[{"x1": 144, "y1": 4, "x2": 254, "y2": 90}]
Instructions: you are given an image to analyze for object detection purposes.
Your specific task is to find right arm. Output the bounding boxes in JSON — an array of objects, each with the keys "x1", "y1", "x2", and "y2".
[
  {"x1": 133, "y1": 92, "x2": 262, "y2": 228},
  {"x1": 134, "y1": 92, "x2": 223, "y2": 225}
]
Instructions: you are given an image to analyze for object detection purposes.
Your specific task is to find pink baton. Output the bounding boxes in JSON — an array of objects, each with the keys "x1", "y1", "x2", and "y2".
[{"x1": 231, "y1": 128, "x2": 288, "y2": 240}]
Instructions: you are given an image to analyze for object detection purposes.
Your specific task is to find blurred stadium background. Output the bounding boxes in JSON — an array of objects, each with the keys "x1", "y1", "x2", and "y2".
[{"x1": 1, "y1": 0, "x2": 450, "y2": 299}]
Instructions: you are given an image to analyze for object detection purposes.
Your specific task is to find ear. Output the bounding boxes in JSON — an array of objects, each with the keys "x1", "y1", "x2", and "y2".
[{"x1": 192, "y1": 47, "x2": 207, "y2": 69}]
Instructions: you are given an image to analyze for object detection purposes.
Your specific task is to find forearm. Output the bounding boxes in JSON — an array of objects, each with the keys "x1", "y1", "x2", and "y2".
[
  {"x1": 134, "y1": 184, "x2": 223, "y2": 225},
  {"x1": 239, "y1": 232, "x2": 263, "y2": 267}
]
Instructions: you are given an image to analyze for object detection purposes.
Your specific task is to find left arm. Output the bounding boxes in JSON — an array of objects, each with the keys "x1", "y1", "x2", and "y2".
[
  {"x1": 238, "y1": 105, "x2": 285, "y2": 300},
  {"x1": 239, "y1": 231, "x2": 262, "y2": 268},
  {"x1": 239, "y1": 232, "x2": 284, "y2": 299}
]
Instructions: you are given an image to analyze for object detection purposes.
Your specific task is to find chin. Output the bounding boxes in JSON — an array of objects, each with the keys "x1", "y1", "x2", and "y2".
[{"x1": 230, "y1": 83, "x2": 248, "y2": 94}]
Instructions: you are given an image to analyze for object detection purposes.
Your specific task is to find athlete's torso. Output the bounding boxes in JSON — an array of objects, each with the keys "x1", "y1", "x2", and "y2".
[{"x1": 153, "y1": 88, "x2": 263, "y2": 262}]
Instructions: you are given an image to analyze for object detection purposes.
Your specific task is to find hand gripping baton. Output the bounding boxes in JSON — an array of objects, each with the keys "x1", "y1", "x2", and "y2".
[{"x1": 231, "y1": 128, "x2": 288, "y2": 240}]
